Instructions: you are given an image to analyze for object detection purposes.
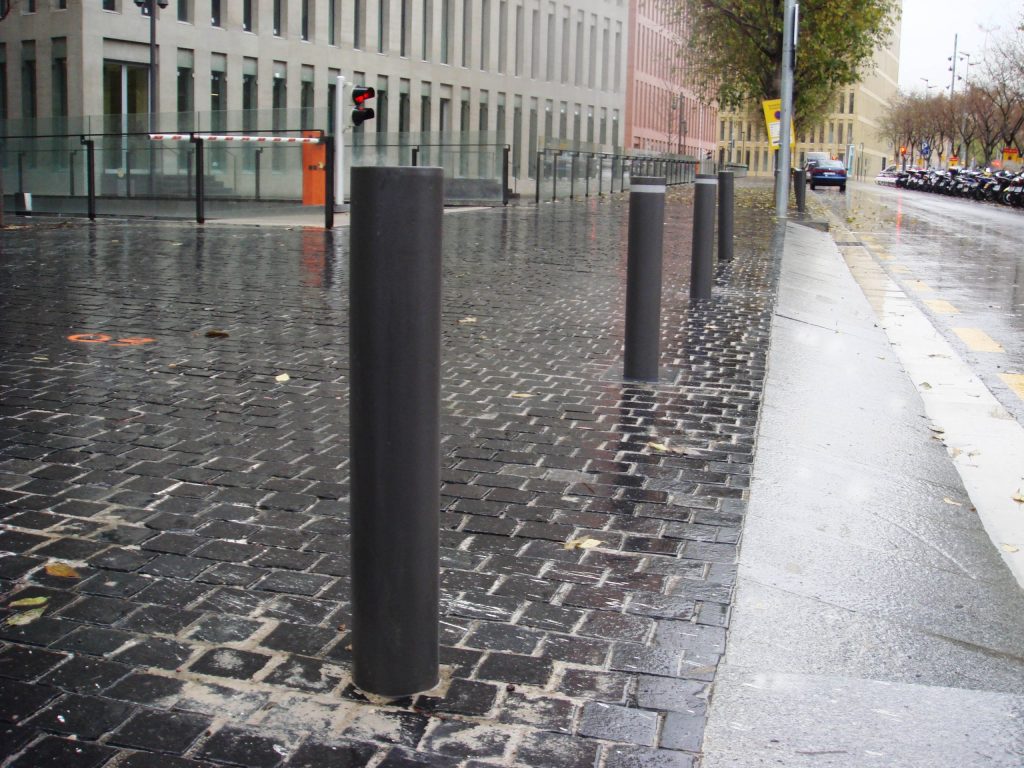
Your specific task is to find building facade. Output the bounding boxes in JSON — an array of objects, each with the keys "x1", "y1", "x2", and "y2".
[
  {"x1": 717, "y1": 18, "x2": 902, "y2": 178},
  {"x1": 0, "y1": 0, "x2": 632, "y2": 193},
  {"x1": 624, "y1": 0, "x2": 715, "y2": 158}
]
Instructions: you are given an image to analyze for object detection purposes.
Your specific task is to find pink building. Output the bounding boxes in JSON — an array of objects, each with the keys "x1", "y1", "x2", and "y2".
[{"x1": 625, "y1": 0, "x2": 717, "y2": 158}]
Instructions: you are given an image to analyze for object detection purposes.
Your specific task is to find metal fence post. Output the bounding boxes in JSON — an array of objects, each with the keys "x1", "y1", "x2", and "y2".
[
  {"x1": 69, "y1": 151, "x2": 76, "y2": 196},
  {"x1": 623, "y1": 176, "x2": 666, "y2": 382},
  {"x1": 717, "y1": 170, "x2": 734, "y2": 262},
  {"x1": 191, "y1": 135, "x2": 205, "y2": 224},
  {"x1": 553, "y1": 151, "x2": 559, "y2": 202},
  {"x1": 570, "y1": 153, "x2": 576, "y2": 199},
  {"x1": 691, "y1": 174, "x2": 717, "y2": 299},
  {"x1": 535, "y1": 151, "x2": 542, "y2": 204},
  {"x1": 125, "y1": 150, "x2": 132, "y2": 198},
  {"x1": 324, "y1": 137, "x2": 335, "y2": 230},
  {"x1": 253, "y1": 148, "x2": 261, "y2": 200},
  {"x1": 502, "y1": 145, "x2": 510, "y2": 206},
  {"x1": 411, "y1": 146, "x2": 419, "y2": 166},
  {"x1": 81, "y1": 138, "x2": 96, "y2": 221},
  {"x1": 349, "y1": 166, "x2": 443, "y2": 697}
]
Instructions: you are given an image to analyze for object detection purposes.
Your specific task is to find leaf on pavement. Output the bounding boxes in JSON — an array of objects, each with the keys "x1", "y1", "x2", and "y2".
[
  {"x1": 1001, "y1": 544, "x2": 1020, "y2": 553},
  {"x1": 510, "y1": 393, "x2": 533, "y2": 398},
  {"x1": 205, "y1": 330, "x2": 230, "y2": 338},
  {"x1": 942, "y1": 497, "x2": 962, "y2": 507},
  {"x1": 564, "y1": 537, "x2": 602, "y2": 550},
  {"x1": 4, "y1": 607, "x2": 46, "y2": 627},
  {"x1": 275, "y1": 373, "x2": 290, "y2": 383},
  {"x1": 44, "y1": 563, "x2": 80, "y2": 579},
  {"x1": 1013, "y1": 490, "x2": 1024, "y2": 504},
  {"x1": 8, "y1": 596, "x2": 49, "y2": 608},
  {"x1": 457, "y1": 316, "x2": 477, "y2": 324}
]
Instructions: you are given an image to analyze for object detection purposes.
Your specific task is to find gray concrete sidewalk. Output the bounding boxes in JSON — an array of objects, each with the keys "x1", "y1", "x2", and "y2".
[{"x1": 702, "y1": 220, "x2": 1024, "y2": 767}]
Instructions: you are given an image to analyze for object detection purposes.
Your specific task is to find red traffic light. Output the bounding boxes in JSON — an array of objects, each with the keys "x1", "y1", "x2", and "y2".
[
  {"x1": 900, "y1": 145, "x2": 907, "y2": 156},
  {"x1": 352, "y1": 86, "x2": 375, "y2": 105},
  {"x1": 352, "y1": 86, "x2": 376, "y2": 126}
]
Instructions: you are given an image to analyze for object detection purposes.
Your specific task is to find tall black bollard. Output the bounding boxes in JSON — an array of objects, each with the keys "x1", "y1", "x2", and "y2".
[
  {"x1": 623, "y1": 176, "x2": 666, "y2": 382},
  {"x1": 792, "y1": 168, "x2": 806, "y2": 212},
  {"x1": 691, "y1": 174, "x2": 717, "y2": 300},
  {"x1": 349, "y1": 166, "x2": 443, "y2": 697},
  {"x1": 717, "y1": 170, "x2": 734, "y2": 262},
  {"x1": 81, "y1": 138, "x2": 96, "y2": 221}
]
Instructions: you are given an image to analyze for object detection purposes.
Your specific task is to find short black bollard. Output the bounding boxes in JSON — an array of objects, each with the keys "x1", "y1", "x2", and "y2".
[
  {"x1": 717, "y1": 170, "x2": 734, "y2": 262},
  {"x1": 691, "y1": 174, "x2": 717, "y2": 300},
  {"x1": 349, "y1": 166, "x2": 443, "y2": 697},
  {"x1": 623, "y1": 176, "x2": 666, "y2": 382},
  {"x1": 792, "y1": 167, "x2": 806, "y2": 212}
]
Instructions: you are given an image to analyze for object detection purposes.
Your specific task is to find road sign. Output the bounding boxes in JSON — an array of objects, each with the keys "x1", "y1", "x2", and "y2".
[
  {"x1": 1003, "y1": 147, "x2": 1020, "y2": 162},
  {"x1": 921, "y1": 141, "x2": 931, "y2": 158}
]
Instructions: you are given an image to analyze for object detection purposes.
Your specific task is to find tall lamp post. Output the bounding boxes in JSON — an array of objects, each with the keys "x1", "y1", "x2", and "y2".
[{"x1": 133, "y1": 0, "x2": 169, "y2": 131}]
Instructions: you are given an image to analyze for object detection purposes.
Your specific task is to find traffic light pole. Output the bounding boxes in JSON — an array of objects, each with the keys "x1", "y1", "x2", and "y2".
[{"x1": 334, "y1": 75, "x2": 346, "y2": 209}]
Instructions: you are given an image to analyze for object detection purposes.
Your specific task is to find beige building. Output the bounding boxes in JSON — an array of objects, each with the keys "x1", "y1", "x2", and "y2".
[
  {"x1": 717, "y1": 18, "x2": 902, "y2": 178},
  {"x1": 0, "y1": 0, "x2": 631, "y2": 195}
]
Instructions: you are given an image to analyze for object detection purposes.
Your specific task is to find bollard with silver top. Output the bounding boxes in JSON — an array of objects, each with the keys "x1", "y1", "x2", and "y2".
[
  {"x1": 717, "y1": 170, "x2": 734, "y2": 262},
  {"x1": 691, "y1": 174, "x2": 717, "y2": 300},
  {"x1": 792, "y1": 167, "x2": 806, "y2": 212},
  {"x1": 623, "y1": 176, "x2": 666, "y2": 382},
  {"x1": 349, "y1": 166, "x2": 443, "y2": 697}
]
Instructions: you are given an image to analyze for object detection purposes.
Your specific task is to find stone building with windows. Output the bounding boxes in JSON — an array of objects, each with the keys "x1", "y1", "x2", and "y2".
[
  {"x1": 624, "y1": 0, "x2": 715, "y2": 159},
  {"x1": 716, "y1": 23, "x2": 901, "y2": 179},
  {"x1": 0, "y1": 0, "x2": 631, "y2": 195}
]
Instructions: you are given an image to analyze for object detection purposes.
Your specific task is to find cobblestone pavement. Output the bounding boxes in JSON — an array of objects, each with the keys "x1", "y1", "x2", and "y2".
[{"x1": 0, "y1": 184, "x2": 780, "y2": 768}]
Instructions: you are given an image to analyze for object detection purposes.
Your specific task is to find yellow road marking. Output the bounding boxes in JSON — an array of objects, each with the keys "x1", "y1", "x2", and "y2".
[
  {"x1": 923, "y1": 299, "x2": 960, "y2": 314},
  {"x1": 1000, "y1": 374, "x2": 1024, "y2": 400},
  {"x1": 908, "y1": 280, "x2": 933, "y2": 293},
  {"x1": 953, "y1": 328, "x2": 1004, "y2": 353}
]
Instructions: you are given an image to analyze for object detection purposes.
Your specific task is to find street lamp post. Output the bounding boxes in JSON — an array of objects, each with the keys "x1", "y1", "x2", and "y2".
[{"x1": 133, "y1": 0, "x2": 169, "y2": 131}]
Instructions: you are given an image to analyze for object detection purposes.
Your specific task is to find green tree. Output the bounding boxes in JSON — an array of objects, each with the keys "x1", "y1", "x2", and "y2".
[{"x1": 674, "y1": 0, "x2": 900, "y2": 130}]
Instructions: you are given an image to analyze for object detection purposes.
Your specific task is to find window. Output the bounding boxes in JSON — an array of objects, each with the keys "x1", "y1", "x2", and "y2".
[
  {"x1": 599, "y1": 106, "x2": 606, "y2": 144},
  {"x1": 463, "y1": 0, "x2": 473, "y2": 67},
  {"x1": 561, "y1": 11, "x2": 569, "y2": 82},
  {"x1": 243, "y1": 58, "x2": 258, "y2": 169},
  {"x1": 328, "y1": 68, "x2": 339, "y2": 131},
  {"x1": 838, "y1": 94, "x2": 844, "y2": 113},
  {"x1": 543, "y1": 99, "x2": 552, "y2": 138},
  {"x1": 51, "y1": 38, "x2": 68, "y2": 120},
  {"x1": 274, "y1": 0, "x2": 284, "y2": 35},
  {"x1": 210, "y1": 53, "x2": 227, "y2": 169},
  {"x1": 377, "y1": 75, "x2": 389, "y2": 132},
  {"x1": 301, "y1": 65, "x2": 314, "y2": 127},
  {"x1": 177, "y1": 0, "x2": 189, "y2": 22},
  {"x1": 420, "y1": 81, "x2": 432, "y2": 132},
  {"x1": 545, "y1": 11, "x2": 554, "y2": 80},
  {"x1": 496, "y1": 92, "x2": 505, "y2": 140},
  {"x1": 480, "y1": 0, "x2": 490, "y2": 69},
  {"x1": 354, "y1": 0, "x2": 365, "y2": 49},
  {"x1": 514, "y1": 5, "x2": 523, "y2": 76},
  {"x1": 302, "y1": 0, "x2": 310, "y2": 40},
  {"x1": 479, "y1": 90, "x2": 488, "y2": 131},
  {"x1": 528, "y1": 97, "x2": 537, "y2": 176},
  {"x1": 211, "y1": 0, "x2": 221, "y2": 26},
  {"x1": 588, "y1": 16, "x2": 596, "y2": 87},
  {"x1": 103, "y1": 0, "x2": 117, "y2": 10},
  {"x1": 399, "y1": 78, "x2": 411, "y2": 132},
  {"x1": 177, "y1": 49, "x2": 194, "y2": 132},
  {"x1": 273, "y1": 62, "x2": 287, "y2": 167},
  {"x1": 512, "y1": 94, "x2": 522, "y2": 175},
  {"x1": 422, "y1": 0, "x2": 432, "y2": 60},
  {"x1": 849, "y1": 92, "x2": 855, "y2": 113},
  {"x1": 440, "y1": 0, "x2": 452, "y2": 63},
  {"x1": 838, "y1": 123, "x2": 843, "y2": 144},
  {"x1": 56, "y1": 0, "x2": 67, "y2": 9},
  {"x1": 574, "y1": 12, "x2": 583, "y2": 85},
  {"x1": 572, "y1": 103, "x2": 580, "y2": 139},
  {"x1": 558, "y1": 100, "x2": 566, "y2": 137},
  {"x1": 439, "y1": 88, "x2": 450, "y2": 131},
  {"x1": 400, "y1": 0, "x2": 410, "y2": 55},
  {"x1": 497, "y1": 1, "x2": 507, "y2": 73},
  {"x1": 612, "y1": 109, "x2": 619, "y2": 148},
  {"x1": 328, "y1": 0, "x2": 338, "y2": 44},
  {"x1": 586, "y1": 106, "x2": 593, "y2": 143},
  {"x1": 378, "y1": 0, "x2": 389, "y2": 52},
  {"x1": 243, "y1": 0, "x2": 253, "y2": 30},
  {"x1": 530, "y1": 9, "x2": 538, "y2": 77},
  {"x1": 0, "y1": 45, "x2": 7, "y2": 122},
  {"x1": 20, "y1": 41, "x2": 36, "y2": 120},
  {"x1": 613, "y1": 24, "x2": 622, "y2": 92}
]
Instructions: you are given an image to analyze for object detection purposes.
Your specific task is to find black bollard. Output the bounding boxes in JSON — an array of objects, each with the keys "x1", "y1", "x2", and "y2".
[
  {"x1": 792, "y1": 167, "x2": 806, "y2": 212},
  {"x1": 717, "y1": 170, "x2": 734, "y2": 261},
  {"x1": 349, "y1": 166, "x2": 443, "y2": 697},
  {"x1": 691, "y1": 174, "x2": 717, "y2": 300},
  {"x1": 623, "y1": 176, "x2": 666, "y2": 382}
]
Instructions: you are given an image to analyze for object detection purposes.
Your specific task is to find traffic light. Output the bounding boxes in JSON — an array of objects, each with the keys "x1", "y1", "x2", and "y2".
[
  {"x1": 900, "y1": 145, "x2": 907, "y2": 156},
  {"x1": 352, "y1": 86, "x2": 376, "y2": 127}
]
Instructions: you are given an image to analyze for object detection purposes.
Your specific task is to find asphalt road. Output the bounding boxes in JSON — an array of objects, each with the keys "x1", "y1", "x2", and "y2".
[{"x1": 811, "y1": 180, "x2": 1024, "y2": 425}]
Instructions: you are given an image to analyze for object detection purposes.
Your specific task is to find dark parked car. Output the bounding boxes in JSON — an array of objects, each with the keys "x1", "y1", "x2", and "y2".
[{"x1": 809, "y1": 159, "x2": 847, "y2": 192}]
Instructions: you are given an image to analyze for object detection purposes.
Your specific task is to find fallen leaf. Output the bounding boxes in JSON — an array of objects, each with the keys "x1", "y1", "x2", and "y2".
[
  {"x1": 275, "y1": 373, "x2": 290, "y2": 383},
  {"x1": 1013, "y1": 490, "x2": 1024, "y2": 504},
  {"x1": 920, "y1": 382, "x2": 932, "y2": 390},
  {"x1": 44, "y1": 563, "x2": 79, "y2": 579},
  {"x1": 564, "y1": 537, "x2": 602, "y2": 550},
  {"x1": 8, "y1": 596, "x2": 49, "y2": 608},
  {"x1": 457, "y1": 316, "x2": 477, "y2": 324},
  {"x1": 1001, "y1": 544, "x2": 1020, "y2": 553},
  {"x1": 929, "y1": 426, "x2": 945, "y2": 434},
  {"x1": 648, "y1": 442, "x2": 670, "y2": 452},
  {"x1": 205, "y1": 330, "x2": 230, "y2": 338},
  {"x1": 4, "y1": 607, "x2": 46, "y2": 626},
  {"x1": 510, "y1": 393, "x2": 533, "y2": 398},
  {"x1": 942, "y1": 497, "x2": 962, "y2": 507}
]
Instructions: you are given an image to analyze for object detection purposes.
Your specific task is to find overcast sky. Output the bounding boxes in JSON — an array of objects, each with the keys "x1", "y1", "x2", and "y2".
[{"x1": 897, "y1": 0, "x2": 1013, "y2": 93}]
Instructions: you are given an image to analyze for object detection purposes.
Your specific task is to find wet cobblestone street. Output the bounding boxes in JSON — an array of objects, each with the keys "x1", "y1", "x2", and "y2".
[{"x1": 0, "y1": 185, "x2": 780, "y2": 768}]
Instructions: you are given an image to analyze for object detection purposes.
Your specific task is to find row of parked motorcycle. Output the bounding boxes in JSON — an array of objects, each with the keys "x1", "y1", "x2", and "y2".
[{"x1": 875, "y1": 165, "x2": 1024, "y2": 206}]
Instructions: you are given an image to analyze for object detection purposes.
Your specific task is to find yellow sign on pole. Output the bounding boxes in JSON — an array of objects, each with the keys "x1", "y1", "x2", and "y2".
[
  {"x1": 1002, "y1": 147, "x2": 1020, "y2": 163},
  {"x1": 761, "y1": 99, "x2": 796, "y2": 151}
]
